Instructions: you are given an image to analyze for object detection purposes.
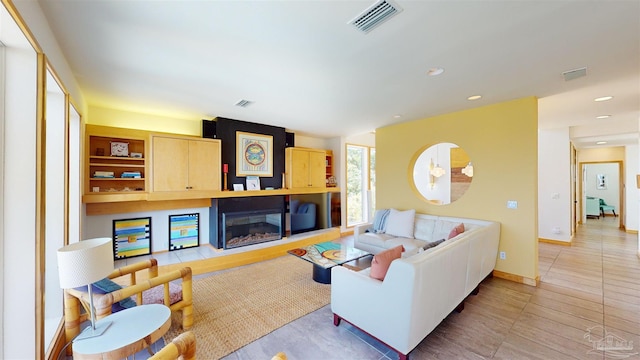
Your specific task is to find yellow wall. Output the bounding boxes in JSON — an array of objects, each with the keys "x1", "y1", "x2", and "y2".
[
  {"x1": 376, "y1": 97, "x2": 539, "y2": 282},
  {"x1": 88, "y1": 106, "x2": 201, "y2": 135}
]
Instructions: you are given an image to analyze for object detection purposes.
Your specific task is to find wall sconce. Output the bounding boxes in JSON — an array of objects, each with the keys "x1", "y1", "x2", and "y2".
[
  {"x1": 462, "y1": 162, "x2": 474, "y2": 177},
  {"x1": 430, "y1": 164, "x2": 445, "y2": 178},
  {"x1": 429, "y1": 145, "x2": 445, "y2": 178},
  {"x1": 429, "y1": 159, "x2": 437, "y2": 188}
]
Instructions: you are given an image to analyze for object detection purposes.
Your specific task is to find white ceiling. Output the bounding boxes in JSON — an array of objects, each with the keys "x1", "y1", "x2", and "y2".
[{"x1": 37, "y1": 0, "x2": 639, "y2": 147}]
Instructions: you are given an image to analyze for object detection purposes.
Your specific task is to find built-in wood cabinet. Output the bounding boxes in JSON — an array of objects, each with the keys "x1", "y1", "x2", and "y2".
[
  {"x1": 151, "y1": 135, "x2": 221, "y2": 193},
  {"x1": 84, "y1": 125, "x2": 149, "y2": 203},
  {"x1": 285, "y1": 147, "x2": 326, "y2": 189}
]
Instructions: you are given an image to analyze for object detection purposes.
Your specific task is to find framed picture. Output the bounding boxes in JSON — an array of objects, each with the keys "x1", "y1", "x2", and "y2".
[
  {"x1": 236, "y1": 131, "x2": 273, "y2": 177},
  {"x1": 246, "y1": 176, "x2": 261, "y2": 191},
  {"x1": 597, "y1": 174, "x2": 607, "y2": 190},
  {"x1": 113, "y1": 217, "x2": 151, "y2": 259},
  {"x1": 169, "y1": 213, "x2": 199, "y2": 251}
]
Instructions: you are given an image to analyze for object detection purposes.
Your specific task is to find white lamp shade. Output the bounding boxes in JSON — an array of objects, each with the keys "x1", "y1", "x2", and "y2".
[{"x1": 57, "y1": 237, "x2": 114, "y2": 289}]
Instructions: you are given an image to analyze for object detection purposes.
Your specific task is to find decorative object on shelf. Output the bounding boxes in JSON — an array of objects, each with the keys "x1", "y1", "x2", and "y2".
[
  {"x1": 169, "y1": 213, "x2": 199, "y2": 251},
  {"x1": 94, "y1": 171, "x2": 115, "y2": 178},
  {"x1": 57, "y1": 237, "x2": 114, "y2": 340},
  {"x1": 110, "y1": 141, "x2": 129, "y2": 157},
  {"x1": 130, "y1": 152, "x2": 142, "y2": 158},
  {"x1": 236, "y1": 131, "x2": 273, "y2": 177},
  {"x1": 233, "y1": 183, "x2": 244, "y2": 191},
  {"x1": 327, "y1": 175, "x2": 337, "y2": 187},
  {"x1": 92, "y1": 187, "x2": 100, "y2": 192},
  {"x1": 246, "y1": 176, "x2": 261, "y2": 191},
  {"x1": 282, "y1": 172, "x2": 287, "y2": 189},
  {"x1": 223, "y1": 163, "x2": 229, "y2": 191},
  {"x1": 597, "y1": 174, "x2": 607, "y2": 190},
  {"x1": 121, "y1": 171, "x2": 141, "y2": 178},
  {"x1": 96, "y1": 148, "x2": 105, "y2": 156},
  {"x1": 113, "y1": 217, "x2": 151, "y2": 259}
]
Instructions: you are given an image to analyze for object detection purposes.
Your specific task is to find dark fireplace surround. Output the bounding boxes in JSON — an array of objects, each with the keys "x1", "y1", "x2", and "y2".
[{"x1": 206, "y1": 117, "x2": 288, "y2": 249}]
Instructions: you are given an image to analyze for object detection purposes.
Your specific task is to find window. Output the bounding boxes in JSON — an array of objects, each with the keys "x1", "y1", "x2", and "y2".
[{"x1": 346, "y1": 144, "x2": 375, "y2": 227}]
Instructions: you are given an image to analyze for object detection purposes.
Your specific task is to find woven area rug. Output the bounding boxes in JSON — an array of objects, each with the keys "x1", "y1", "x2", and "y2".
[{"x1": 163, "y1": 255, "x2": 331, "y2": 359}]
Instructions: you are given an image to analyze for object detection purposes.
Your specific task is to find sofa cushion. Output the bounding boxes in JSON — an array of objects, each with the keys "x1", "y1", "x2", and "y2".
[
  {"x1": 448, "y1": 223, "x2": 465, "y2": 239},
  {"x1": 369, "y1": 245, "x2": 403, "y2": 281},
  {"x1": 290, "y1": 199, "x2": 300, "y2": 213},
  {"x1": 413, "y1": 216, "x2": 438, "y2": 241},
  {"x1": 385, "y1": 209, "x2": 416, "y2": 238},
  {"x1": 385, "y1": 237, "x2": 426, "y2": 252},
  {"x1": 358, "y1": 232, "x2": 398, "y2": 249}
]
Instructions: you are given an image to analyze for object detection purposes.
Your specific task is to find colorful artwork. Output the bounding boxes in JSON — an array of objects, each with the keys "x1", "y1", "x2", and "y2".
[
  {"x1": 113, "y1": 217, "x2": 151, "y2": 259},
  {"x1": 236, "y1": 131, "x2": 273, "y2": 177},
  {"x1": 169, "y1": 213, "x2": 200, "y2": 251}
]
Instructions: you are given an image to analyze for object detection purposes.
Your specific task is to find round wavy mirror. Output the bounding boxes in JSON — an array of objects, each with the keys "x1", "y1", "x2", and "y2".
[{"x1": 412, "y1": 143, "x2": 473, "y2": 205}]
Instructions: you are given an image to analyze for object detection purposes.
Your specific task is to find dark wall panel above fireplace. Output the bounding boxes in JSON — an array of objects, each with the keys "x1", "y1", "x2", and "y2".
[{"x1": 215, "y1": 117, "x2": 286, "y2": 190}]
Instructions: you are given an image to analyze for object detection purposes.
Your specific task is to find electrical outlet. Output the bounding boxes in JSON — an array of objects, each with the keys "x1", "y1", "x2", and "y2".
[
  {"x1": 507, "y1": 200, "x2": 518, "y2": 209},
  {"x1": 500, "y1": 251, "x2": 506, "y2": 260}
]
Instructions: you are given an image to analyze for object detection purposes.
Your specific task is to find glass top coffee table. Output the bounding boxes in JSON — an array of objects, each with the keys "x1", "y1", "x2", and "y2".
[{"x1": 288, "y1": 241, "x2": 371, "y2": 284}]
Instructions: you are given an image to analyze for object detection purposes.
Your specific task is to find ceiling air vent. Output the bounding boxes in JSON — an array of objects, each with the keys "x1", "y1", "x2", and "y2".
[
  {"x1": 235, "y1": 99, "x2": 253, "y2": 107},
  {"x1": 562, "y1": 67, "x2": 587, "y2": 81},
  {"x1": 348, "y1": 0, "x2": 403, "y2": 34}
]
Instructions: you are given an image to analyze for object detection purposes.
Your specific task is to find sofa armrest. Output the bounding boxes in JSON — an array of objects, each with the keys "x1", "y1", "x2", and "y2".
[
  {"x1": 354, "y1": 223, "x2": 373, "y2": 238},
  {"x1": 331, "y1": 265, "x2": 415, "y2": 353}
]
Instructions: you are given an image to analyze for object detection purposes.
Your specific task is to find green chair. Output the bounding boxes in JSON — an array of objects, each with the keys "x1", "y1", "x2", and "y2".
[{"x1": 599, "y1": 199, "x2": 617, "y2": 217}]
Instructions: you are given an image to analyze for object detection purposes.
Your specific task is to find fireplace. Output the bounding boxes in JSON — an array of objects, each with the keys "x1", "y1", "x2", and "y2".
[
  {"x1": 213, "y1": 196, "x2": 285, "y2": 249},
  {"x1": 222, "y1": 209, "x2": 282, "y2": 249}
]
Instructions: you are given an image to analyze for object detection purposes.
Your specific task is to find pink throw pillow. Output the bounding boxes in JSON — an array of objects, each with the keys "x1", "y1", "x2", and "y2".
[
  {"x1": 369, "y1": 245, "x2": 403, "y2": 281},
  {"x1": 448, "y1": 223, "x2": 465, "y2": 239}
]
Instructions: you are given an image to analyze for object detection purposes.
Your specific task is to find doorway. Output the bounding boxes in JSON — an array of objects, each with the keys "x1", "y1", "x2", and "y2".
[{"x1": 579, "y1": 161, "x2": 623, "y2": 229}]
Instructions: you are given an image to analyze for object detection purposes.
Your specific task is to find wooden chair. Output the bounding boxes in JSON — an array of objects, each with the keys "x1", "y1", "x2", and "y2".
[
  {"x1": 149, "y1": 331, "x2": 196, "y2": 360},
  {"x1": 63, "y1": 259, "x2": 193, "y2": 351}
]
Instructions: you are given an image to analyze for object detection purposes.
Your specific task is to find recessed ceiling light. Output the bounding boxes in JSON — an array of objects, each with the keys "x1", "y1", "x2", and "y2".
[
  {"x1": 467, "y1": 95, "x2": 482, "y2": 101},
  {"x1": 427, "y1": 67, "x2": 444, "y2": 76},
  {"x1": 594, "y1": 96, "x2": 613, "y2": 102},
  {"x1": 393, "y1": 114, "x2": 402, "y2": 118},
  {"x1": 596, "y1": 141, "x2": 607, "y2": 145},
  {"x1": 596, "y1": 115, "x2": 611, "y2": 119}
]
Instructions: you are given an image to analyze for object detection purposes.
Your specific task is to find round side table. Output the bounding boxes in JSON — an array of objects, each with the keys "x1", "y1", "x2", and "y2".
[{"x1": 73, "y1": 304, "x2": 171, "y2": 359}]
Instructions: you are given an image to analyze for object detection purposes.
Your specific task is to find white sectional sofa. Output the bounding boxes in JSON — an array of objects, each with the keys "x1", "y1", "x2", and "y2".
[{"x1": 331, "y1": 212, "x2": 500, "y2": 360}]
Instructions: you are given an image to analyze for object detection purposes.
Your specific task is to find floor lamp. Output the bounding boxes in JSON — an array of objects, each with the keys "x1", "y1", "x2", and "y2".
[{"x1": 57, "y1": 237, "x2": 115, "y2": 340}]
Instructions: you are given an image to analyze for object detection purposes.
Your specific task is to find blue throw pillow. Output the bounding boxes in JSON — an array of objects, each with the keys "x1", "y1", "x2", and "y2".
[
  {"x1": 372, "y1": 209, "x2": 390, "y2": 233},
  {"x1": 81, "y1": 278, "x2": 137, "y2": 312}
]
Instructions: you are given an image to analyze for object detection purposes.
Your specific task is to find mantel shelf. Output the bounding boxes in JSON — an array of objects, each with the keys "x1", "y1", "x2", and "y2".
[{"x1": 145, "y1": 187, "x2": 340, "y2": 201}]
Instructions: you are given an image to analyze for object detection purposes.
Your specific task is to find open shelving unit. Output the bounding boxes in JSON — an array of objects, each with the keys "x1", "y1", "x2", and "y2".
[{"x1": 84, "y1": 125, "x2": 149, "y2": 203}]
